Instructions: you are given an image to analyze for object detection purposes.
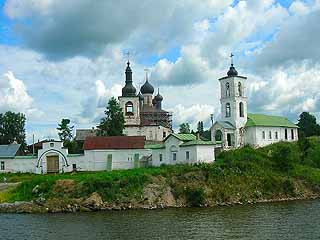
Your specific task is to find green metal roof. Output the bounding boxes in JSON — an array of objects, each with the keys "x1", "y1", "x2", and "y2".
[
  {"x1": 14, "y1": 155, "x2": 37, "y2": 159},
  {"x1": 171, "y1": 133, "x2": 197, "y2": 141},
  {"x1": 144, "y1": 143, "x2": 165, "y2": 149},
  {"x1": 246, "y1": 113, "x2": 298, "y2": 128},
  {"x1": 67, "y1": 154, "x2": 84, "y2": 157},
  {"x1": 180, "y1": 140, "x2": 214, "y2": 147}
]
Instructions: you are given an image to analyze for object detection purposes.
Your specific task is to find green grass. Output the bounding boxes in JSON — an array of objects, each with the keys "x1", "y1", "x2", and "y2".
[{"x1": 1, "y1": 138, "x2": 320, "y2": 206}]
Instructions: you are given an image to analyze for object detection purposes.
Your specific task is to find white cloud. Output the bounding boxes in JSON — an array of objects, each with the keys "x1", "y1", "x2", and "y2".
[
  {"x1": 169, "y1": 104, "x2": 215, "y2": 130},
  {"x1": 0, "y1": 71, "x2": 43, "y2": 120}
]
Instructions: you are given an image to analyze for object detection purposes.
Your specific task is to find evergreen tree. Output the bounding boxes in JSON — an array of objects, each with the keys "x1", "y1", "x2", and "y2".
[
  {"x1": 97, "y1": 97, "x2": 125, "y2": 136},
  {"x1": 57, "y1": 119, "x2": 74, "y2": 142},
  {"x1": 297, "y1": 112, "x2": 320, "y2": 137},
  {"x1": 179, "y1": 123, "x2": 190, "y2": 134},
  {"x1": 197, "y1": 121, "x2": 204, "y2": 136},
  {"x1": 0, "y1": 111, "x2": 26, "y2": 149}
]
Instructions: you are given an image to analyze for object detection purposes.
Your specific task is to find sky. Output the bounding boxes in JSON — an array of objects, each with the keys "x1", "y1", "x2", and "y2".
[{"x1": 0, "y1": 0, "x2": 320, "y2": 143}]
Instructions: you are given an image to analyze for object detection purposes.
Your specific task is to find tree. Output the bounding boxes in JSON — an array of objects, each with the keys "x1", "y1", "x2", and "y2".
[
  {"x1": 179, "y1": 123, "x2": 190, "y2": 134},
  {"x1": 64, "y1": 140, "x2": 83, "y2": 154},
  {"x1": 297, "y1": 112, "x2": 320, "y2": 137},
  {"x1": 97, "y1": 97, "x2": 125, "y2": 136},
  {"x1": 0, "y1": 111, "x2": 26, "y2": 149},
  {"x1": 197, "y1": 121, "x2": 204, "y2": 136},
  {"x1": 57, "y1": 119, "x2": 74, "y2": 142}
]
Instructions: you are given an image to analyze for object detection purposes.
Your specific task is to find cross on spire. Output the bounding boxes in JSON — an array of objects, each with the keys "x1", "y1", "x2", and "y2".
[
  {"x1": 144, "y1": 68, "x2": 149, "y2": 81},
  {"x1": 126, "y1": 51, "x2": 130, "y2": 62},
  {"x1": 230, "y1": 53, "x2": 234, "y2": 65}
]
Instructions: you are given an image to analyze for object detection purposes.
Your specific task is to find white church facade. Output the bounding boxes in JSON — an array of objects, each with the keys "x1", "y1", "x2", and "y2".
[{"x1": 211, "y1": 62, "x2": 298, "y2": 150}]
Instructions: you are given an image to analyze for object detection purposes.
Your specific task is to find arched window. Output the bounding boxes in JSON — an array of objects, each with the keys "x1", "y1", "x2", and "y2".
[
  {"x1": 226, "y1": 103, "x2": 231, "y2": 117},
  {"x1": 238, "y1": 82, "x2": 242, "y2": 96},
  {"x1": 215, "y1": 130, "x2": 222, "y2": 142},
  {"x1": 239, "y1": 102, "x2": 244, "y2": 117},
  {"x1": 125, "y1": 101, "x2": 134, "y2": 115},
  {"x1": 226, "y1": 82, "x2": 230, "y2": 97}
]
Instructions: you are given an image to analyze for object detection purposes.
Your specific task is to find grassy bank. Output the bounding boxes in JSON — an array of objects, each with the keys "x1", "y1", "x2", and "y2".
[{"x1": 1, "y1": 137, "x2": 320, "y2": 211}]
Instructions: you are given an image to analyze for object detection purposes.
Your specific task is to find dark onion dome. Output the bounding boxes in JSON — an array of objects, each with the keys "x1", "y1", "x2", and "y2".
[
  {"x1": 140, "y1": 80, "x2": 154, "y2": 94},
  {"x1": 227, "y1": 64, "x2": 238, "y2": 77},
  {"x1": 138, "y1": 92, "x2": 144, "y2": 101},
  {"x1": 122, "y1": 61, "x2": 136, "y2": 97},
  {"x1": 155, "y1": 91, "x2": 163, "y2": 102}
]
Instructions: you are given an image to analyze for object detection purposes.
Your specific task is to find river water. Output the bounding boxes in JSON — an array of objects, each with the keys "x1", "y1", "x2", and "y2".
[{"x1": 0, "y1": 200, "x2": 319, "y2": 240}]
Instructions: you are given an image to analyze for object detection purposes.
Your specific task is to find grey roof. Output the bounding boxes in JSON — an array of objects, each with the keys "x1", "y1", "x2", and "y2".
[
  {"x1": 0, "y1": 144, "x2": 21, "y2": 158},
  {"x1": 215, "y1": 121, "x2": 235, "y2": 129},
  {"x1": 75, "y1": 129, "x2": 98, "y2": 141},
  {"x1": 141, "y1": 80, "x2": 154, "y2": 94}
]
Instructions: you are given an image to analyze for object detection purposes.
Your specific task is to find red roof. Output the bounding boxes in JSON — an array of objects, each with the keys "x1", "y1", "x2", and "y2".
[{"x1": 83, "y1": 136, "x2": 145, "y2": 150}]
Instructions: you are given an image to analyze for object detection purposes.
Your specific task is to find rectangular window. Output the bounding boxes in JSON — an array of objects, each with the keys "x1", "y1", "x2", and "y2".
[
  {"x1": 159, "y1": 153, "x2": 163, "y2": 162},
  {"x1": 262, "y1": 131, "x2": 265, "y2": 139},
  {"x1": 186, "y1": 151, "x2": 190, "y2": 160},
  {"x1": 275, "y1": 131, "x2": 278, "y2": 139},
  {"x1": 291, "y1": 129, "x2": 294, "y2": 140},
  {"x1": 285, "y1": 129, "x2": 288, "y2": 140},
  {"x1": 0, "y1": 161, "x2": 4, "y2": 170},
  {"x1": 173, "y1": 152, "x2": 177, "y2": 161},
  {"x1": 269, "y1": 131, "x2": 272, "y2": 139}
]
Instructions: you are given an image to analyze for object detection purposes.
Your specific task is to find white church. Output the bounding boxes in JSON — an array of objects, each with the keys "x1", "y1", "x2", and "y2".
[
  {"x1": 211, "y1": 60, "x2": 298, "y2": 150},
  {"x1": 118, "y1": 61, "x2": 173, "y2": 142}
]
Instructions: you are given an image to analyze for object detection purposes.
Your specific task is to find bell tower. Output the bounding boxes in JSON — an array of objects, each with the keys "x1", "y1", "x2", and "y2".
[
  {"x1": 118, "y1": 60, "x2": 141, "y2": 126},
  {"x1": 219, "y1": 54, "x2": 247, "y2": 129}
]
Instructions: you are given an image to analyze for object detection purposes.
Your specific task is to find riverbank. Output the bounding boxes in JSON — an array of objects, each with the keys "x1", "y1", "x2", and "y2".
[{"x1": 1, "y1": 139, "x2": 320, "y2": 213}]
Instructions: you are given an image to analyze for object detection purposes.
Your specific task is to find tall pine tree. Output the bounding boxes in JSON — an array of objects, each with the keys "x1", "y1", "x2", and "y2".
[
  {"x1": 57, "y1": 119, "x2": 74, "y2": 142},
  {"x1": 98, "y1": 97, "x2": 125, "y2": 136}
]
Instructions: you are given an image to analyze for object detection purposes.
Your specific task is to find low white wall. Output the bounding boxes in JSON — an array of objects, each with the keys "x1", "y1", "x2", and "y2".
[
  {"x1": 196, "y1": 145, "x2": 215, "y2": 163},
  {"x1": 0, "y1": 157, "x2": 38, "y2": 173}
]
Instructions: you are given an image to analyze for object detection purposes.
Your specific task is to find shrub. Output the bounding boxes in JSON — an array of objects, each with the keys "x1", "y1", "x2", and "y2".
[
  {"x1": 305, "y1": 144, "x2": 320, "y2": 168},
  {"x1": 185, "y1": 186, "x2": 205, "y2": 207},
  {"x1": 269, "y1": 142, "x2": 299, "y2": 173}
]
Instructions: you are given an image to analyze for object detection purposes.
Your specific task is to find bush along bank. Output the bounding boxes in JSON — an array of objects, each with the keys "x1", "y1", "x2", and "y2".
[{"x1": 1, "y1": 138, "x2": 320, "y2": 213}]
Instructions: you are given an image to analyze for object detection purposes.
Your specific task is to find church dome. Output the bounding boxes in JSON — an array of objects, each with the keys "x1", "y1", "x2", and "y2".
[
  {"x1": 140, "y1": 80, "x2": 154, "y2": 94},
  {"x1": 227, "y1": 64, "x2": 238, "y2": 77},
  {"x1": 122, "y1": 84, "x2": 136, "y2": 97},
  {"x1": 155, "y1": 92, "x2": 163, "y2": 101}
]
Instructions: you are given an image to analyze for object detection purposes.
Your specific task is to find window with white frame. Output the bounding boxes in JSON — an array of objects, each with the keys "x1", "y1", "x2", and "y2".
[
  {"x1": 291, "y1": 129, "x2": 294, "y2": 140},
  {"x1": 0, "y1": 161, "x2": 4, "y2": 170},
  {"x1": 285, "y1": 129, "x2": 288, "y2": 140},
  {"x1": 262, "y1": 131, "x2": 266, "y2": 139},
  {"x1": 186, "y1": 151, "x2": 190, "y2": 160},
  {"x1": 275, "y1": 131, "x2": 278, "y2": 139},
  {"x1": 269, "y1": 131, "x2": 272, "y2": 139},
  {"x1": 226, "y1": 82, "x2": 230, "y2": 97},
  {"x1": 226, "y1": 103, "x2": 231, "y2": 117},
  {"x1": 159, "y1": 153, "x2": 163, "y2": 162},
  {"x1": 172, "y1": 152, "x2": 177, "y2": 161}
]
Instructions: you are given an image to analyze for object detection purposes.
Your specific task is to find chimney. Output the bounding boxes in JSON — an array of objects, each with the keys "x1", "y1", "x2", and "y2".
[{"x1": 197, "y1": 132, "x2": 200, "y2": 140}]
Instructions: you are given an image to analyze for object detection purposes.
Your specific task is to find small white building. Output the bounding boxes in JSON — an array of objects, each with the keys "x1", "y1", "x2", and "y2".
[
  {"x1": 146, "y1": 133, "x2": 215, "y2": 166},
  {"x1": 211, "y1": 61, "x2": 298, "y2": 150}
]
